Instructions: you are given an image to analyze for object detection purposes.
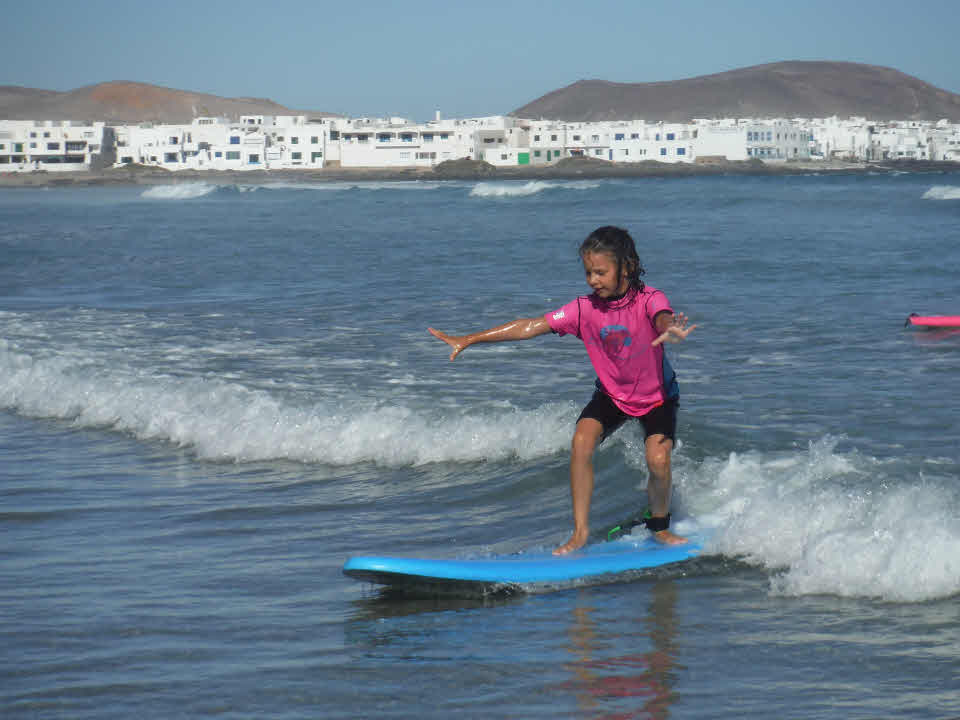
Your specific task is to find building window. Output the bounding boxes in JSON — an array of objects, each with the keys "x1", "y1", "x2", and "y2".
[
  {"x1": 423, "y1": 133, "x2": 434, "y2": 142},
  {"x1": 666, "y1": 133, "x2": 675, "y2": 141},
  {"x1": 292, "y1": 152, "x2": 302, "y2": 160},
  {"x1": 226, "y1": 151, "x2": 240, "y2": 160},
  {"x1": 677, "y1": 147, "x2": 686, "y2": 156},
  {"x1": 660, "y1": 148, "x2": 667, "y2": 156},
  {"x1": 311, "y1": 136, "x2": 319, "y2": 144},
  {"x1": 47, "y1": 142, "x2": 60, "y2": 150},
  {"x1": 378, "y1": 134, "x2": 392, "y2": 142},
  {"x1": 248, "y1": 154, "x2": 260, "y2": 164},
  {"x1": 551, "y1": 134, "x2": 557, "y2": 141},
  {"x1": 230, "y1": 136, "x2": 240, "y2": 144},
  {"x1": 164, "y1": 153, "x2": 178, "y2": 163},
  {"x1": 615, "y1": 133, "x2": 625, "y2": 141},
  {"x1": 291, "y1": 136, "x2": 299, "y2": 144}
]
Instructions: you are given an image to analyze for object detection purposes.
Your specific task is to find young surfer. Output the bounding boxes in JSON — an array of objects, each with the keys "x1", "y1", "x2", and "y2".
[{"x1": 429, "y1": 226, "x2": 696, "y2": 555}]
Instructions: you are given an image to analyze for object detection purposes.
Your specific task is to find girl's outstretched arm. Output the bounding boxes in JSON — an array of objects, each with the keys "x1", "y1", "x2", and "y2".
[
  {"x1": 651, "y1": 311, "x2": 697, "y2": 347},
  {"x1": 429, "y1": 317, "x2": 551, "y2": 361}
]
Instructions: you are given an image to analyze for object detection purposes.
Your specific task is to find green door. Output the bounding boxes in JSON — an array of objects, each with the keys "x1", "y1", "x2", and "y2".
[{"x1": 518, "y1": 152, "x2": 530, "y2": 165}]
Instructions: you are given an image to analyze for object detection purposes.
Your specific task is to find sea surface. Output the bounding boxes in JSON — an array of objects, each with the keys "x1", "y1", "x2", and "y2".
[{"x1": 1, "y1": 172, "x2": 959, "y2": 719}]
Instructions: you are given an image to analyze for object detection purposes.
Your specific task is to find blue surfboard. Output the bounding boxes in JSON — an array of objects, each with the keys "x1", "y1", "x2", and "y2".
[{"x1": 343, "y1": 533, "x2": 705, "y2": 595}]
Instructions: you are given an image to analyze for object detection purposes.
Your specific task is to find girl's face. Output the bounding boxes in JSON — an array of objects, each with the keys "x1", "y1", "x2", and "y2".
[{"x1": 582, "y1": 251, "x2": 629, "y2": 298}]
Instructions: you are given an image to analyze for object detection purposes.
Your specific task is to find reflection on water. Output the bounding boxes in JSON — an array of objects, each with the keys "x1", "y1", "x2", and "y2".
[{"x1": 564, "y1": 581, "x2": 679, "y2": 719}]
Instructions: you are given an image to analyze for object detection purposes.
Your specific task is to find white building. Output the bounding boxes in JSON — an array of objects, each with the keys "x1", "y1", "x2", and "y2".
[
  {"x1": 930, "y1": 120, "x2": 960, "y2": 161},
  {"x1": 866, "y1": 121, "x2": 933, "y2": 161},
  {"x1": 115, "y1": 118, "x2": 268, "y2": 170},
  {"x1": 261, "y1": 115, "x2": 331, "y2": 168},
  {"x1": 809, "y1": 117, "x2": 873, "y2": 160},
  {"x1": 4, "y1": 111, "x2": 947, "y2": 175},
  {"x1": 0, "y1": 120, "x2": 113, "y2": 171},
  {"x1": 333, "y1": 115, "x2": 470, "y2": 168}
]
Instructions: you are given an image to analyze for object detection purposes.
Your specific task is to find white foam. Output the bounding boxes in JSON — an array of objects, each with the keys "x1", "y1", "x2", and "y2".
[
  {"x1": 470, "y1": 180, "x2": 600, "y2": 198},
  {"x1": 682, "y1": 437, "x2": 960, "y2": 602},
  {"x1": 921, "y1": 185, "x2": 960, "y2": 201},
  {"x1": 0, "y1": 340, "x2": 573, "y2": 467},
  {"x1": 141, "y1": 183, "x2": 219, "y2": 200}
]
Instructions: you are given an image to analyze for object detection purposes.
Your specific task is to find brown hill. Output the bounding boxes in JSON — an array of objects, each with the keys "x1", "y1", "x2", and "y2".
[
  {"x1": 0, "y1": 81, "x2": 334, "y2": 123},
  {"x1": 511, "y1": 61, "x2": 960, "y2": 122}
]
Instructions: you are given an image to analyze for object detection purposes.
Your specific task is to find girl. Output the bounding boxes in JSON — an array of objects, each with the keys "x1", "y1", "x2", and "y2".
[{"x1": 429, "y1": 226, "x2": 696, "y2": 555}]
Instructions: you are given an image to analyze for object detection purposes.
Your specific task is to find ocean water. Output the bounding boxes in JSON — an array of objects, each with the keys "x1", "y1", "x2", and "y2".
[{"x1": 1, "y1": 172, "x2": 959, "y2": 718}]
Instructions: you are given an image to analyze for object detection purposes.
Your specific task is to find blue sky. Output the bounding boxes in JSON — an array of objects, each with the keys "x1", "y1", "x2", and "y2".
[{"x1": 4, "y1": 0, "x2": 960, "y2": 121}]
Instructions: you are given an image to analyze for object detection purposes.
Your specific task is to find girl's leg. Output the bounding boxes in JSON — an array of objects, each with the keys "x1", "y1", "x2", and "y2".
[
  {"x1": 554, "y1": 418, "x2": 605, "y2": 555},
  {"x1": 645, "y1": 433, "x2": 687, "y2": 545}
]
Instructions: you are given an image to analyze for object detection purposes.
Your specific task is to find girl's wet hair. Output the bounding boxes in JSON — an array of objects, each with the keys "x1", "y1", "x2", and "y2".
[{"x1": 579, "y1": 226, "x2": 646, "y2": 291}]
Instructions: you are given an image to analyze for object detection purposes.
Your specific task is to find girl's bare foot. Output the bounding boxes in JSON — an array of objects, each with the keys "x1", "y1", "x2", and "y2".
[
  {"x1": 652, "y1": 529, "x2": 689, "y2": 545},
  {"x1": 553, "y1": 529, "x2": 589, "y2": 555}
]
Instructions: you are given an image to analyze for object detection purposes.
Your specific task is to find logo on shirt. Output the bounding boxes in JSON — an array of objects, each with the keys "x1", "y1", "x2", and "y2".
[
  {"x1": 600, "y1": 324, "x2": 632, "y2": 352},
  {"x1": 553, "y1": 310, "x2": 565, "y2": 320}
]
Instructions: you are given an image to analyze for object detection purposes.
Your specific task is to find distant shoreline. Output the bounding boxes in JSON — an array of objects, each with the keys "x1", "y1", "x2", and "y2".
[{"x1": 2, "y1": 158, "x2": 958, "y2": 188}]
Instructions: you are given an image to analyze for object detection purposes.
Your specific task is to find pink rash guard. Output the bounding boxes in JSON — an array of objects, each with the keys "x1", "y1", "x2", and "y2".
[{"x1": 545, "y1": 286, "x2": 673, "y2": 417}]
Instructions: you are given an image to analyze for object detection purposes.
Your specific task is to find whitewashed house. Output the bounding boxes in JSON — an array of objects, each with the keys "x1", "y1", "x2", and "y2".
[
  {"x1": 333, "y1": 115, "x2": 467, "y2": 168},
  {"x1": 262, "y1": 115, "x2": 330, "y2": 168},
  {"x1": 743, "y1": 119, "x2": 811, "y2": 161},
  {"x1": 809, "y1": 117, "x2": 873, "y2": 160},
  {"x1": 867, "y1": 121, "x2": 932, "y2": 161},
  {"x1": 694, "y1": 119, "x2": 750, "y2": 161},
  {"x1": 0, "y1": 120, "x2": 113, "y2": 171},
  {"x1": 526, "y1": 121, "x2": 568, "y2": 164},
  {"x1": 930, "y1": 120, "x2": 960, "y2": 161},
  {"x1": 115, "y1": 119, "x2": 268, "y2": 170}
]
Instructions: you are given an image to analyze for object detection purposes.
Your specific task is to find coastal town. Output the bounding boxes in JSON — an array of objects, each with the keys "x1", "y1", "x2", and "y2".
[{"x1": 2, "y1": 112, "x2": 960, "y2": 174}]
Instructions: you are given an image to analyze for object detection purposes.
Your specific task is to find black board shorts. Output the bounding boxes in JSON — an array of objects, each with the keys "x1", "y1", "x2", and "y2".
[{"x1": 577, "y1": 388, "x2": 678, "y2": 444}]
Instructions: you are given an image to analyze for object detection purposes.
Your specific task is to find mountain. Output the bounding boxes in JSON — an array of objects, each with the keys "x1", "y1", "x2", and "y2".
[
  {"x1": 0, "y1": 81, "x2": 334, "y2": 124},
  {"x1": 511, "y1": 61, "x2": 960, "y2": 122}
]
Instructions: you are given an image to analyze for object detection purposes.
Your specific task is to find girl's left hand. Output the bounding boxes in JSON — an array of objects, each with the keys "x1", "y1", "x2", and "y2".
[{"x1": 652, "y1": 312, "x2": 697, "y2": 346}]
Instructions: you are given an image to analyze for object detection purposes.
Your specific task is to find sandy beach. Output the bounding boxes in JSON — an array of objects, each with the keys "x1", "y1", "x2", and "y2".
[{"x1": 0, "y1": 156, "x2": 956, "y2": 188}]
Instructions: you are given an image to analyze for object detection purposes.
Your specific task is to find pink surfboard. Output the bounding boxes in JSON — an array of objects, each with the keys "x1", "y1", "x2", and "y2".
[{"x1": 906, "y1": 314, "x2": 960, "y2": 328}]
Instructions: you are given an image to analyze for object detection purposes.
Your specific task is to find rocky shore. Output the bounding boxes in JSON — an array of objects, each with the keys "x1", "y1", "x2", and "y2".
[{"x1": 1, "y1": 156, "x2": 957, "y2": 188}]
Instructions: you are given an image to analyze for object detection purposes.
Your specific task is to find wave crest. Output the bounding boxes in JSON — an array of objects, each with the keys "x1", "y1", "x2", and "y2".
[
  {"x1": 922, "y1": 185, "x2": 960, "y2": 200},
  {"x1": 470, "y1": 180, "x2": 600, "y2": 198},
  {"x1": 0, "y1": 341, "x2": 573, "y2": 466},
  {"x1": 141, "y1": 183, "x2": 220, "y2": 200}
]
